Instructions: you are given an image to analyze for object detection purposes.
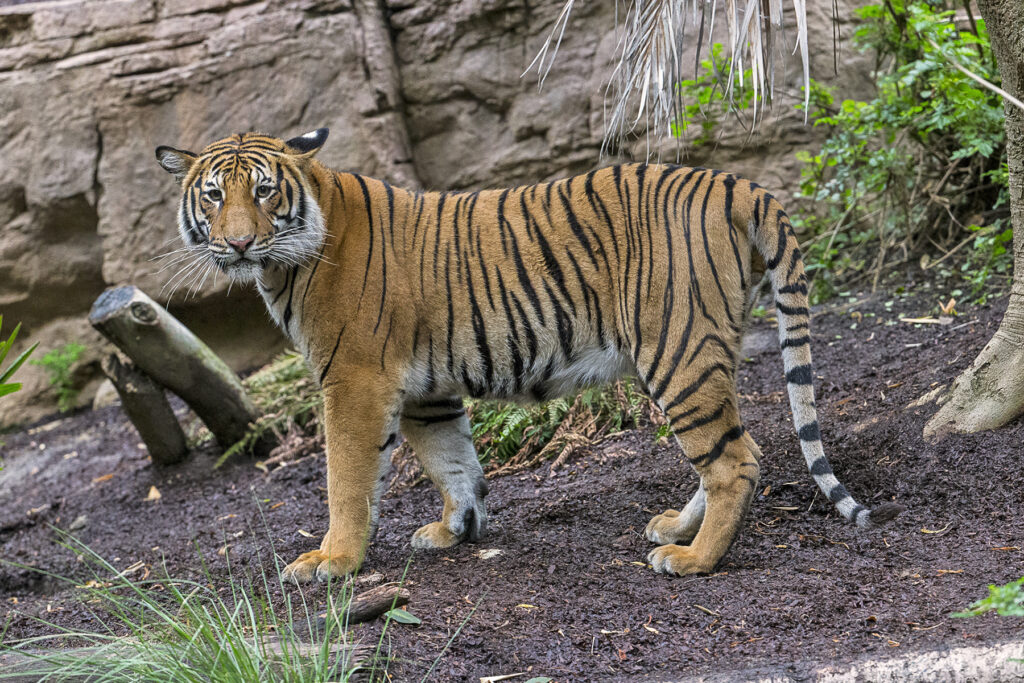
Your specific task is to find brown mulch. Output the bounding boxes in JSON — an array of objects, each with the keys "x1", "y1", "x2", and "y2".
[{"x1": 1, "y1": 287, "x2": 1022, "y2": 681}]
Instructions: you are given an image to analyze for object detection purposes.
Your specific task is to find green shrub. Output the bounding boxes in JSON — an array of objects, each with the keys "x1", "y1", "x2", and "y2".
[
  {"x1": 954, "y1": 576, "x2": 1024, "y2": 618},
  {"x1": 794, "y1": 0, "x2": 1008, "y2": 303},
  {"x1": 214, "y1": 351, "x2": 322, "y2": 466},
  {"x1": 30, "y1": 341, "x2": 86, "y2": 412},
  {"x1": 672, "y1": 42, "x2": 758, "y2": 147},
  {"x1": 469, "y1": 380, "x2": 651, "y2": 467}
]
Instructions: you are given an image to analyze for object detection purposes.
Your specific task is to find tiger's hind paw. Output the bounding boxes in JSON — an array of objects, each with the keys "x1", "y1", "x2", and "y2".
[{"x1": 411, "y1": 522, "x2": 463, "y2": 549}]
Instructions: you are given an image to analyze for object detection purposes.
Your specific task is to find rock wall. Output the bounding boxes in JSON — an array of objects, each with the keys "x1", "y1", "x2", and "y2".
[{"x1": 0, "y1": 0, "x2": 874, "y2": 426}]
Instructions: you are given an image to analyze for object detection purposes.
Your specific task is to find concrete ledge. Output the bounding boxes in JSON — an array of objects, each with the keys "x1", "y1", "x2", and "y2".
[{"x1": 676, "y1": 640, "x2": 1024, "y2": 683}]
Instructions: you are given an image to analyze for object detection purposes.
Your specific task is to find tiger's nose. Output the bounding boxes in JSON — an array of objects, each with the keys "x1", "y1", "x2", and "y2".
[{"x1": 228, "y1": 235, "x2": 255, "y2": 254}]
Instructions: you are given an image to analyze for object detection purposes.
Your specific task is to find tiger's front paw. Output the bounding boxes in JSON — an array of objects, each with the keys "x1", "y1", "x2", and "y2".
[
  {"x1": 647, "y1": 544, "x2": 715, "y2": 576},
  {"x1": 411, "y1": 522, "x2": 463, "y2": 549},
  {"x1": 281, "y1": 549, "x2": 361, "y2": 584}
]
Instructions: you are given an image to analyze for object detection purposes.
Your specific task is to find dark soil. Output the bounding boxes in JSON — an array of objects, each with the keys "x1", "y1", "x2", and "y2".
[{"x1": 2, "y1": 289, "x2": 1022, "y2": 681}]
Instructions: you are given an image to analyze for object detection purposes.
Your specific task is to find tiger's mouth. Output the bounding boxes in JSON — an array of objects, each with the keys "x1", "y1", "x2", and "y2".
[{"x1": 217, "y1": 257, "x2": 264, "y2": 281}]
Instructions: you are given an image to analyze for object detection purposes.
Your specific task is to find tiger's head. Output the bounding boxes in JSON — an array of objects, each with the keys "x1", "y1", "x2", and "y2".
[{"x1": 155, "y1": 129, "x2": 329, "y2": 282}]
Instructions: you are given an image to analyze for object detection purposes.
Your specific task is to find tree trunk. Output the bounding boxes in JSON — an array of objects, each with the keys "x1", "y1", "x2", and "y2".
[
  {"x1": 101, "y1": 354, "x2": 188, "y2": 465},
  {"x1": 924, "y1": 0, "x2": 1024, "y2": 438},
  {"x1": 89, "y1": 286, "x2": 257, "y2": 449}
]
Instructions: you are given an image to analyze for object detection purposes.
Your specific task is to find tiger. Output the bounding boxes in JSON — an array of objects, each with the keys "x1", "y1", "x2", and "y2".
[{"x1": 155, "y1": 128, "x2": 902, "y2": 583}]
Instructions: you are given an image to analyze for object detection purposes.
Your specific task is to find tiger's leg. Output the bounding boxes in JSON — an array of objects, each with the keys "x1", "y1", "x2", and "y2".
[
  {"x1": 400, "y1": 398, "x2": 487, "y2": 549},
  {"x1": 282, "y1": 374, "x2": 399, "y2": 583},
  {"x1": 645, "y1": 483, "x2": 706, "y2": 545},
  {"x1": 646, "y1": 386, "x2": 762, "y2": 575}
]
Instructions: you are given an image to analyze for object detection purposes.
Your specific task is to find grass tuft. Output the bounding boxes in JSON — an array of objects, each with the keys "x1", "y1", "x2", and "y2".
[{"x1": 0, "y1": 529, "x2": 380, "y2": 682}]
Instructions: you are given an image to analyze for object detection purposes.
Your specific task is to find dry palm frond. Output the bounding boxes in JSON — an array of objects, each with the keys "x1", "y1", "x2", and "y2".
[{"x1": 527, "y1": 0, "x2": 807, "y2": 154}]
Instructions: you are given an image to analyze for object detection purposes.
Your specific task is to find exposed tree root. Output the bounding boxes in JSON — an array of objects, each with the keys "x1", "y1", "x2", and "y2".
[{"x1": 924, "y1": 320, "x2": 1024, "y2": 439}]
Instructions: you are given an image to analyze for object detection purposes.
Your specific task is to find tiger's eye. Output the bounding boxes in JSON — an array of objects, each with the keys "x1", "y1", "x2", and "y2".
[
  {"x1": 256, "y1": 185, "x2": 274, "y2": 199},
  {"x1": 205, "y1": 188, "x2": 223, "y2": 202}
]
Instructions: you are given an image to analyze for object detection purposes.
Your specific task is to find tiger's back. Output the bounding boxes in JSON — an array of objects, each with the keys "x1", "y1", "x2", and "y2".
[
  {"x1": 157, "y1": 131, "x2": 900, "y2": 582},
  {"x1": 304, "y1": 165, "x2": 758, "y2": 405}
]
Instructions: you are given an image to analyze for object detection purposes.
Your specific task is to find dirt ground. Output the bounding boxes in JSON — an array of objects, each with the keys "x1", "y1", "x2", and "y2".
[{"x1": 2, "y1": 287, "x2": 1022, "y2": 681}]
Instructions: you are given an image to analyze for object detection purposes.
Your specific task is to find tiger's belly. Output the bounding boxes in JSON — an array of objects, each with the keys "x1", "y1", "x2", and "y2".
[{"x1": 408, "y1": 338, "x2": 635, "y2": 404}]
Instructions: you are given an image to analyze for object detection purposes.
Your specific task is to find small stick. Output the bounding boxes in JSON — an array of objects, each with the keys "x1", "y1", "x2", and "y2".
[
  {"x1": 322, "y1": 584, "x2": 411, "y2": 627},
  {"x1": 101, "y1": 354, "x2": 187, "y2": 466}
]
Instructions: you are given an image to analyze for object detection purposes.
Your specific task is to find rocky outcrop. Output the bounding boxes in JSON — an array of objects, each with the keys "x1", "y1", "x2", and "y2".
[{"x1": 0, "y1": 0, "x2": 874, "y2": 426}]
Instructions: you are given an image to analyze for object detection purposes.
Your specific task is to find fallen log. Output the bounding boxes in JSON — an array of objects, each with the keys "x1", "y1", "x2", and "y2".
[{"x1": 89, "y1": 286, "x2": 257, "y2": 450}]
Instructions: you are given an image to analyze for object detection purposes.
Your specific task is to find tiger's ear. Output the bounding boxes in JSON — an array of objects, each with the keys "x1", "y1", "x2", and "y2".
[
  {"x1": 155, "y1": 146, "x2": 198, "y2": 183},
  {"x1": 284, "y1": 128, "x2": 329, "y2": 157}
]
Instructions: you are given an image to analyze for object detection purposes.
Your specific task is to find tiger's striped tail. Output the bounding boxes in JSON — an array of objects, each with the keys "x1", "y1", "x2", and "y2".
[{"x1": 749, "y1": 191, "x2": 902, "y2": 528}]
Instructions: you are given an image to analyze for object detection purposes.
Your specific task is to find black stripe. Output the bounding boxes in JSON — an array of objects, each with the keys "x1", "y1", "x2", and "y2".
[
  {"x1": 650, "y1": 287, "x2": 697, "y2": 400},
  {"x1": 374, "y1": 211, "x2": 388, "y2": 334},
  {"x1": 319, "y1": 323, "x2": 347, "y2": 385},
  {"x1": 699, "y1": 173, "x2": 736, "y2": 326},
  {"x1": 504, "y1": 198, "x2": 547, "y2": 326},
  {"x1": 780, "y1": 336, "x2": 811, "y2": 349},
  {"x1": 353, "y1": 175, "x2": 375, "y2": 298},
  {"x1": 722, "y1": 175, "x2": 747, "y2": 291},
  {"x1": 690, "y1": 426, "x2": 746, "y2": 467},
  {"x1": 687, "y1": 333, "x2": 733, "y2": 365},
  {"x1": 827, "y1": 483, "x2": 851, "y2": 504},
  {"x1": 496, "y1": 189, "x2": 511, "y2": 257},
  {"x1": 557, "y1": 181, "x2": 599, "y2": 269},
  {"x1": 416, "y1": 398, "x2": 463, "y2": 410},
  {"x1": 522, "y1": 190, "x2": 576, "y2": 315},
  {"x1": 765, "y1": 207, "x2": 787, "y2": 269},
  {"x1": 809, "y1": 456, "x2": 833, "y2": 476},
  {"x1": 777, "y1": 281, "x2": 808, "y2": 295},
  {"x1": 798, "y1": 422, "x2": 821, "y2": 441},
  {"x1": 776, "y1": 300, "x2": 810, "y2": 317},
  {"x1": 468, "y1": 267, "x2": 494, "y2": 388},
  {"x1": 432, "y1": 193, "x2": 448, "y2": 284},
  {"x1": 643, "y1": 170, "x2": 687, "y2": 387},
  {"x1": 785, "y1": 364, "x2": 814, "y2": 385},
  {"x1": 282, "y1": 265, "x2": 297, "y2": 329},
  {"x1": 664, "y1": 362, "x2": 730, "y2": 411},
  {"x1": 445, "y1": 246, "x2": 456, "y2": 372},
  {"x1": 584, "y1": 170, "x2": 620, "y2": 263},
  {"x1": 404, "y1": 410, "x2": 466, "y2": 425},
  {"x1": 682, "y1": 171, "x2": 718, "y2": 327},
  {"x1": 786, "y1": 244, "x2": 803, "y2": 282},
  {"x1": 672, "y1": 399, "x2": 729, "y2": 433}
]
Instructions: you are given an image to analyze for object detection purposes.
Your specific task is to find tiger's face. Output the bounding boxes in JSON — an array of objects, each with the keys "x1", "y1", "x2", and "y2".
[{"x1": 155, "y1": 129, "x2": 329, "y2": 282}]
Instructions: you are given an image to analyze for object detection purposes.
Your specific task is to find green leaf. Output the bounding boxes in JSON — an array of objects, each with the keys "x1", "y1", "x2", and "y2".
[
  {"x1": 0, "y1": 383, "x2": 22, "y2": 398},
  {"x1": 0, "y1": 320, "x2": 17, "y2": 366},
  {"x1": 0, "y1": 341, "x2": 39, "y2": 385},
  {"x1": 384, "y1": 608, "x2": 422, "y2": 625}
]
